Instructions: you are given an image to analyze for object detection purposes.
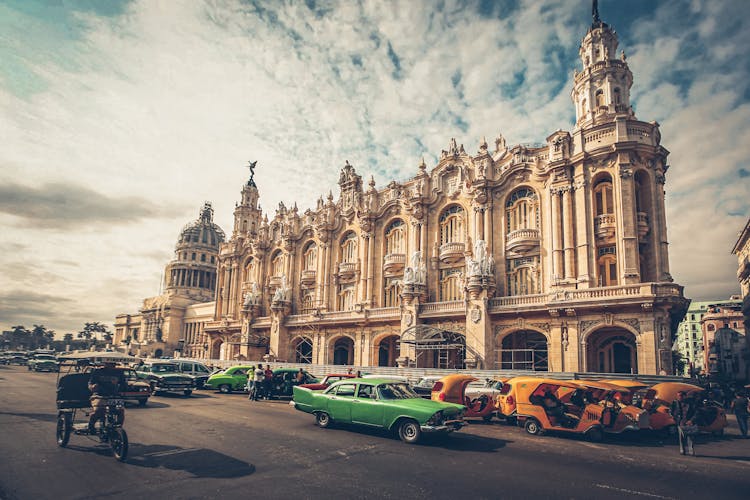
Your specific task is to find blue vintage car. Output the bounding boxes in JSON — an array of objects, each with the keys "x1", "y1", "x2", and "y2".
[{"x1": 292, "y1": 378, "x2": 466, "y2": 444}]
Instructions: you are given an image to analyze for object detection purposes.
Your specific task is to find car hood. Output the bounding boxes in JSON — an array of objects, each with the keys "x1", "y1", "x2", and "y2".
[{"x1": 385, "y1": 398, "x2": 465, "y2": 415}]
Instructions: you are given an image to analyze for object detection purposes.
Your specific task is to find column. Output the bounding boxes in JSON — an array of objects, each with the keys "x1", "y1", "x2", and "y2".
[
  {"x1": 562, "y1": 188, "x2": 576, "y2": 280},
  {"x1": 367, "y1": 234, "x2": 374, "y2": 305},
  {"x1": 550, "y1": 189, "x2": 563, "y2": 283},
  {"x1": 654, "y1": 172, "x2": 671, "y2": 280},
  {"x1": 617, "y1": 167, "x2": 640, "y2": 284}
]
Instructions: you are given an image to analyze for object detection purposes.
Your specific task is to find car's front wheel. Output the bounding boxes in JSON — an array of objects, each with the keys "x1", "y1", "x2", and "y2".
[
  {"x1": 184, "y1": 390, "x2": 192, "y2": 397},
  {"x1": 219, "y1": 384, "x2": 231, "y2": 394},
  {"x1": 138, "y1": 399, "x2": 147, "y2": 407},
  {"x1": 398, "y1": 419, "x2": 422, "y2": 444},
  {"x1": 315, "y1": 412, "x2": 332, "y2": 428}
]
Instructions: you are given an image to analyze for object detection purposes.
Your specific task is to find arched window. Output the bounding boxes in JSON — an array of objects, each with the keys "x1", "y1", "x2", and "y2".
[
  {"x1": 506, "y1": 257, "x2": 540, "y2": 296},
  {"x1": 303, "y1": 242, "x2": 317, "y2": 270},
  {"x1": 439, "y1": 268, "x2": 463, "y2": 301},
  {"x1": 613, "y1": 87, "x2": 621, "y2": 104},
  {"x1": 383, "y1": 277, "x2": 402, "y2": 307},
  {"x1": 243, "y1": 258, "x2": 254, "y2": 282},
  {"x1": 271, "y1": 251, "x2": 284, "y2": 277},
  {"x1": 595, "y1": 89, "x2": 605, "y2": 107},
  {"x1": 597, "y1": 250, "x2": 618, "y2": 286},
  {"x1": 301, "y1": 292, "x2": 315, "y2": 313},
  {"x1": 385, "y1": 220, "x2": 405, "y2": 256},
  {"x1": 594, "y1": 179, "x2": 614, "y2": 216},
  {"x1": 581, "y1": 98, "x2": 588, "y2": 117},
  {"x1": 506, "y1": 188, "x2": 538, "y2": 232},
  {"x1": 339, "y1": 284, "x2": 355, "y2": 311},
  {"x1": 439, "y1": 205, "x2": 464, "y2": 245},
  {"x1": 341, "y1": 232, "x2": 357, "y2": 263}
]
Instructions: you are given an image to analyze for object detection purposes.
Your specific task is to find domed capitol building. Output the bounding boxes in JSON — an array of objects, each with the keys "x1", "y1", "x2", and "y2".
[{"x1": 114, "y1": 6, "x2": 688, "y2": 375}]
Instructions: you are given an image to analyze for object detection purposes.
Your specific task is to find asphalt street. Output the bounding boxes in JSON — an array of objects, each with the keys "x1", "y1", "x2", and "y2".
[{"x1": 1, "y1": 365, "x2": 748, "y2": 500}]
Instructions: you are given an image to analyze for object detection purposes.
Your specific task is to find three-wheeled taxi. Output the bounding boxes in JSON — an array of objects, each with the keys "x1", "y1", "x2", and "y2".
[
  {"x1": 513, "y1": 378, "x2": 608, "y2": 441},
  {"x1": 648, "y1": 382, "x2": 727, "y2": 436},
  {"x1": 431, "y1": 374, "x2": 495, "y2": 422},
  {"x1": 55, "y1": 352, "x2": 134, "y2": 461},
  {"x1": 566, "y1": 380, "x2": 650, "y2": 433}
]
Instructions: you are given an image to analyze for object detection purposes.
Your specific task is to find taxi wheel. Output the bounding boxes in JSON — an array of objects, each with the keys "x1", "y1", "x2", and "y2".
[
  {"x1": 483, "y1": 413, "x2": 494, "y2": 423},
  {"x1": 56, "y1": 413, "x2": 71, "y2": 447},
  {"x1": 524, "y1": 418, "x2": 544, "y2": 436},
  {"x1": 398, "y1": 419, "x2": 422, "y2": 444},
  {"x1": 586, "y1": 427, "x2": 604, "y2": 442},
  {"x1": 315, "y1": 412, "x2": 332, "y2": 428}
]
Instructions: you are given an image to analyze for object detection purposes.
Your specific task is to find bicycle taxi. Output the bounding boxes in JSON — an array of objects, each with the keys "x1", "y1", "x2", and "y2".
[
  {"x1": 431, "y1": 374, "x2": 496, "y2": 422},
  {"x1": 55, "y1": 351, "x2": 135, "y2": 462}
]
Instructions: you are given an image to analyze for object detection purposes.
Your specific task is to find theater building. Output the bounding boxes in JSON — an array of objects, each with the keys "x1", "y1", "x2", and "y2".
[{"x1": 116, "y1": 7, "x2": 688, "y2": 374}]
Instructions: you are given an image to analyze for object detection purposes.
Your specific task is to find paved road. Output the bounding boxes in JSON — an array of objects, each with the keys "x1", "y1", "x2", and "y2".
[{"x1": 1, "y1": 365, "x2": 748, "y2": 499}]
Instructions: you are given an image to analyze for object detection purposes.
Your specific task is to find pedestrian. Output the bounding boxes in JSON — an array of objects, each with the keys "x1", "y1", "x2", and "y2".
[
  {"x1": 296, "y1": 367, "x2": 306, "y2": 384},
  {"x1": 347, "y1": 367, "x2": 353, "y2": 375},
  {"x1": 246, "y1": 365, "x2": 256, "y2": 400},
  {"x1": 253, "y1": 364, "x2": 265, "y2": 401},
  {"x1": 263, "y1": 364, "x2": 273, "y2": 400},
  {"x1": 730, "y1": 391, "x2": 749, "y2": 438},
  {"x1": 356, "y1": 370, "x2": 362, "y2": 378},
  {"x1": 671, "y1": 390, "x2": 697, "y2": 456}
]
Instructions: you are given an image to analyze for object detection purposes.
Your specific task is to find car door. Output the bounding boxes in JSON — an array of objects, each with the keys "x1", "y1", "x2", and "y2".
[
  {"x1": 229, "y1": 367, "x2": 249, "y2": 389},
  {"x1": 327, "y1": 383, "x2": 356, "y2": 423},
  {"x1": 351, "y1": 383, "x2": 385, "y2": 426}
]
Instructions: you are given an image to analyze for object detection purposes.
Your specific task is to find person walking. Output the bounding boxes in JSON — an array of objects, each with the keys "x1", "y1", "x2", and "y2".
[
  {"x1": 263, "y1": 365, "x2": 273, "y2": 400},
  {"x1": 246, "y1": 365, "x2": 256, "y2": 400},
  {"x1": 671, "y1": 390, "x2": 697, "y2": 456},
  {"x1": 252, "y1": 365, "x2": 265, "y2": 401},
  {"x1": 730, "y1": 391, "x2": 749, "y2": 438}
]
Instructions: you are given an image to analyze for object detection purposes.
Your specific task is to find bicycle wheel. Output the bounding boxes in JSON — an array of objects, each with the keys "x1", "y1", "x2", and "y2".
[
  {"x1": 56, "y1": 413, "x2": 71, "y2": 447},
  {"x1": 109, "y1": 428, "x2": 129, "y2": 462}
]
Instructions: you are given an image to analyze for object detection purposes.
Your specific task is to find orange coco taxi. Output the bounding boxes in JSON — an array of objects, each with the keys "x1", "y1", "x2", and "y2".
[
  {"x1": 512, "y1": 378, "x2": 610, "y2": 441},
  {"x1": 649, "y1": 382, "x2": 727, "y2": 436},
  {"x1": 566, "y1": 380, "x2": 650, "y2": 433},
  {"x1": 494, "y1": 376, "x2": 541, "y2": 425},
  {"x1": 431, "y1": 374, "x2": 496, "y2": 422}
]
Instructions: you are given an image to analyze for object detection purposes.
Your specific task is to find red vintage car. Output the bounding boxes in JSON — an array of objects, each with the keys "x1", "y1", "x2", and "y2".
[{"x1": 299, "y1": 373, "x2": 355, "y2": 391}]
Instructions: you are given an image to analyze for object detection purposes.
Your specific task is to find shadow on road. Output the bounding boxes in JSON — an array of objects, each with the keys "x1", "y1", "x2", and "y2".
[
  {"x1": 126, "y1": 444, "x2": 255, "y2": 478},
  {"x1": 0, "y1": 411, "x2": 58, "y2": 423},
  {"x1": 125, "y1": 400, "x2": 171, "y2": 409}
]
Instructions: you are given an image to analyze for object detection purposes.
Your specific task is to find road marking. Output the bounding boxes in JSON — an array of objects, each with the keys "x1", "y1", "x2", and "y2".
[{"x1": 594, "y1": 484, "x2": 676, "y2": 499}]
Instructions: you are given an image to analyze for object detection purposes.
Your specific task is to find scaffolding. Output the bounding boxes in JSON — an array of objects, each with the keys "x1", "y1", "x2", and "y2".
[{"x1": 399, "y1": 325, "x2": 466, "y2": 369}]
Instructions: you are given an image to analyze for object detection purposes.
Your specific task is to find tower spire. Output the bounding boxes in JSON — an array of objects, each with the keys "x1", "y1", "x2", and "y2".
[{"x1": 592, "y1": 0, "x2": 600, "y2": 25}]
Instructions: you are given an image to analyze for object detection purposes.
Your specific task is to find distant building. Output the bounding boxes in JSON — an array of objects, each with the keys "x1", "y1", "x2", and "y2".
[
  {"x1": 674, "y1": 297, "x2": 741, "y2": 376},
  {"x1": 113, "y1": 203, "x2": 224, "y2": 358},
  {"x1": 701, "y1": 302, "x2": 747, "y2": 382},
  {"x1": 731, "y1": 218, "x2": 750, "y2": 382}
]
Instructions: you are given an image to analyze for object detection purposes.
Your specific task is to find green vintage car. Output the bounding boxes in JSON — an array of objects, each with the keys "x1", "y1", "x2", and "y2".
[
  {"x1": 27, "y1": 354, "x2": 59, "y2": 372},
  {"x1": 205, "y1": 365, "x2": 255, "y2": 393},
  {"x1": 292, "y1": 378, "x2": 466, "y2": 444}
]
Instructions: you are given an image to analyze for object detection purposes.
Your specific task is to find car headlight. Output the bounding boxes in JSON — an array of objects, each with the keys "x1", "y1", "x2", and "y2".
[{"x1": 426, "y1": 411, "x2": 444, "y2": 426}]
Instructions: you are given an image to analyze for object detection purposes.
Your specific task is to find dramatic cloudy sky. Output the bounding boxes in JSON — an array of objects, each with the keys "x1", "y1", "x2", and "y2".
[{"x1": 1, "y1": 0, "x2": 749, "y2": 338}]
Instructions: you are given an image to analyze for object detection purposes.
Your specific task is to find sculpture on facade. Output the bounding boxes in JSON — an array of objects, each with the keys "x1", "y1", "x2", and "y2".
[
  {"x1": 466, "y1": 239, "x2": 494, "y2": 277},
  {"x1": 272, "y1": 274, "x2": 291, "y2": 303},
  {"x1": 243, "y1": 282, "x2": 261, "y2": 307},
  {"x1": 403, "y1": 251, "x2": 427, "y2": 285}
]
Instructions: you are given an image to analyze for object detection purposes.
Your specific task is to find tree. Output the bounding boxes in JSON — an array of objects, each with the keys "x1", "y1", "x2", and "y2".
[
  {"x1": 78, "y1": 322, "x2": 113, "y2": 347},
  {"x1": 63, "y1": 333, "x2": 74, "y2": 343},
  {"x1": 672, "y1": 350, "x2": 687, "y2": 376}
]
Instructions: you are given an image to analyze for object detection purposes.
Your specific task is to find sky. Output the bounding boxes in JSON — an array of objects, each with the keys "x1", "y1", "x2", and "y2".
[{"x1": 1, "y1": 0, "x2": 749, "y2": 338}]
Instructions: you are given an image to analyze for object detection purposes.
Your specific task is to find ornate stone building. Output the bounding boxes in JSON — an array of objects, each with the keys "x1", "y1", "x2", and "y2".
[
  {"x1": 114, "y1": 203, "x2": 224, "y2": 358},
  {"x1": 192, "y1": 8, "x2": 687, "y2": 374}
]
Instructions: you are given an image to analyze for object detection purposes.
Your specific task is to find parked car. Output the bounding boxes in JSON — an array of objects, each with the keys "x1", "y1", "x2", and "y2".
[
  {"x1": 135, "y1": 361, "x2": 194, "y2": 396},
  {"x1": 647, "y1": 382, "x2": 727, "y2": 436},
  {"x1": 292, "y1": 378, "x2": 466, "y2": 444},
  {"x1": 4, "y1": 352, "x2": 29, "y2": 365},
  {"x1": 495, "y1": 376, "x2": 540, "y2": 425},
  {"x1": 465, "y1": 378, "x2": 507, "y2": 401},
  {"x1": 299, "y1": 373, "x2": 355, "y2": 391},
  {"x1": 268, "y1": 368, "x2": 319, "y2": 398},
  {"x1": 205, "y1": 365, "x2": 255, "y2": 393},
  {"x1": 412, "y1": 376, "x2": 442, "y2": 399},
  {"x1": 174, "y1": 360, "x2": 213, "y2": 388},
  {"x1": 27, "y1": 354, "x2": 59, "y2": 372}
]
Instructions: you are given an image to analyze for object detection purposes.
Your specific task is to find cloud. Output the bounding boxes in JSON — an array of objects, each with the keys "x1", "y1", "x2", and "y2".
[
  {"x1": 0, "y1": 0, "x2": 748, "y2": 336},
  {"x1": 0, "y1": 181, "x2": 178, "y2": 229}
]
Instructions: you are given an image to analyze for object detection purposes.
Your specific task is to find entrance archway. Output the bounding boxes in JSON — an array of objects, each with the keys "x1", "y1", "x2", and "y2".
[
  {"x1": 331, "y1": 336, "x2": 354, "y2": 365},
  {"x1": 496, "y1": 330, "x2": 548, "y2": 371},
  {"x1": 377, "y1": 335, "x2": 400, "y2": 367},
  {"x1": 586, "y1": 328, "x2": 638, "y2": 374},
  {"x1": 154, "y1": 348, "x2": 163, "y2": 358},
  {"x1": 400, "y1": 325, "x2": 465, "y2": 369}
]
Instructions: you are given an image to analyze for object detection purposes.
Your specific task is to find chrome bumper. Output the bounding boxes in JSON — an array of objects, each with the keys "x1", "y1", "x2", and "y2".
[{"x1": 420, "y1": 420, "x2": 466, "y2": 433}]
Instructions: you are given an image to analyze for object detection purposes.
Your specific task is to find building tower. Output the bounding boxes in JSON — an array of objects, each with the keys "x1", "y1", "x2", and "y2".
[{"x1": 165, "y1": 202, "x2": 225, "y2": 301}]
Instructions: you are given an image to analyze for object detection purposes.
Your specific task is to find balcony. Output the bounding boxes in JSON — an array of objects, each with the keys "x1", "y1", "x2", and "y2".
[
  {"x1": 505, "y1": 228, "x2": 541, "y2": 253},
  {"x1": 269, "y1": 275, "x2": 283, "y2": 288},
  {"x1": 300, "y1": 269, "x2": 316, "y2": 286},
  {"x1": 594, "y1": 213, "x2": 616, "y2": 241},
  {"x1": 338, "y1": 261, "x2": 358, "y2": 279},
  {"x1": 439, "y1": 241, "x2": 465, "y2": 264},
  {"x1": 637, "y1": 212, "x2": 650, "y2": 239},
  {"x1": 383, "y1": 253, "x2": 406, "y2": 276}
]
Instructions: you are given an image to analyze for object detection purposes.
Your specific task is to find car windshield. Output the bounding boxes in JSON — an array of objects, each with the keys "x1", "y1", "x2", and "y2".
[
  {"x1": 151, "y1": 364, "x2": 177, "y2": 373},
  {"x1": 377, "y1": 383, "x2": 419, "y2": 400},
  {"x1": 34, "y1": 355, "x2": 56, "y2": 361}
]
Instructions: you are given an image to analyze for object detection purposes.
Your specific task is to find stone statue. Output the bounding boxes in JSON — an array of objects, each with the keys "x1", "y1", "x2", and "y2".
[{"x1": 273, "y1": 274, "x2": 289, "y2": 302}]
